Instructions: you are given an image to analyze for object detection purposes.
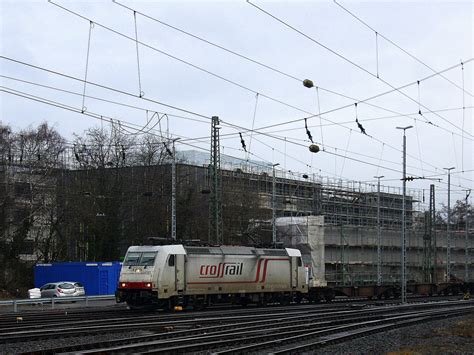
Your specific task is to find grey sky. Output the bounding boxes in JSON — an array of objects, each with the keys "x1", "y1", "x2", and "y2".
[{"x1": 1, "y1": 0, "x2": 473, "y2": 206}]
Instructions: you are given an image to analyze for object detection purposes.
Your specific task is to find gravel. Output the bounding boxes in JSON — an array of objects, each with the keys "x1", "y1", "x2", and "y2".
[
  {"x1": 318, "y1": 314, "x2": 474, "y2": 355},
  {"x1": 0, "y1": 330, "x2": 152, "y2": 354}
]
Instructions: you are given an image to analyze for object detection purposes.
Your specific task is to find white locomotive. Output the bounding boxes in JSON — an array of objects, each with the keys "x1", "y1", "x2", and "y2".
[{"x1": 115, "y1": 244, "x2": 309, "y2": 309}]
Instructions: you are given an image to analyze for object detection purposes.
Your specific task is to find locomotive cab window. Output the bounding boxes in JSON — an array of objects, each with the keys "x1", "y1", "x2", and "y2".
[
  {"x1": 124, "y1": 252, "x2": 141, "y2": 266},
  {"x1": 124, "y1": 251, "x2": 157, "y2": 266},
  {"x1": 298, "y1": 257, "x2": 302, "y2": 267},
  {"x1": 141, "y1": 252, "x2": 157, "y2": 267},
  {"x1": 168, "y1": 254, "x2": 175, "y2": 267}
]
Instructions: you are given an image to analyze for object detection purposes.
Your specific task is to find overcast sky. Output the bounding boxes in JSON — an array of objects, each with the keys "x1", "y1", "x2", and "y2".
[{"x1": 1, "y1": 0, "x2": 473, "y2": 207}]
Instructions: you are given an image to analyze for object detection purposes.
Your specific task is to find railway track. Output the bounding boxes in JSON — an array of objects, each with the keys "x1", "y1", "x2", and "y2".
[
  {"x1": 0, "y1": 303, "x2": 365, "y2": 343},
  {"x1": 1, "y1": 299, "x2": 471, "y2": 354}
]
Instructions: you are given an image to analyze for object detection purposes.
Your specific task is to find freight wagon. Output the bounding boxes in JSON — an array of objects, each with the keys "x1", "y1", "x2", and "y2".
[{"x1": 115, "y1": 245, "x2": 308, "y2": 309}]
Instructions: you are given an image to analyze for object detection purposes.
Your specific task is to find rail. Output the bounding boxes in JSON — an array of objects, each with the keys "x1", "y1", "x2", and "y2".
[{"x1": 0, "y1": 295, "x2": 116, "y2": 312}]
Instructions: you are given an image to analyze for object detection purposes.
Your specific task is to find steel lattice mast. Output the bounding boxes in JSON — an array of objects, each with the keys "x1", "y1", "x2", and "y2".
[{"x1": 208, "y1": 116, "x2": 223, "y2": 245}]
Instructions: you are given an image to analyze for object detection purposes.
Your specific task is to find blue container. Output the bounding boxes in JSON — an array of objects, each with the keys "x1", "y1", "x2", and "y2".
[{"x1": 34, "y1": 262, "x2": 122, "y2": 296}]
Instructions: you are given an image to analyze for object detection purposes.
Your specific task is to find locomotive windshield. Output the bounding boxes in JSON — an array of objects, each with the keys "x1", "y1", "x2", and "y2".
[{"x1": 124, "y1": 251, "x2": 157, "y2": 266}]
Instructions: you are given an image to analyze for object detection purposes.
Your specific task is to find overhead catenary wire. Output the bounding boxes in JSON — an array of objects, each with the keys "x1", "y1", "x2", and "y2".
[
  {"x1": 3, "y1": 3, "x2": 470, "y2": 197},
  {"x1": 1, "y1": 88, "x2": 335, "y2": 180},
  {"x1": 247, "y1": 58, "x2": 473, "y2": 133},
  {"x1": 113, "y1": 0, "x2": 469, "y2": 129},
  {"x1": 247, "y1": 93, "x2": 259, "y2": 161},
  {"x1": 48, "y1": 0, "x2": 474, "y2": 141},
  {"x1": 1, "y1": 63, "x2": 466, "y2": 186},
  {"x1": 5, "y1": 86, "x2": 471, "y2": 196},
  {"x1": 189, "y1": 123, "x2": 456, "y2": 178},
  {"x1": 0, "y1": 55, "x2": 211, "y2": 120},
  {"x1": 413, "y1": 118, "x2": 425, "y2": 177},
  {"x1": 339, "y1": 129, "x2": 352, "y2": 178},
  {"x1": 375, "y1": 31, "x2": 379, "y2": 78},
  {"x1": 224, "y1": 117, "x2": 441, "y2": 178},
  {"x1": 113, "y1": 0, "x2": 474, "y2": 151},
  {"x1": 1, "y1": 86, "x2": 428, "y2": 180},
  {"x1": 254, "y1": 106, "x2": 474, "y2": 139},
  {"x1": 333, "y1": 0, "x2": 474, "y2": 98},
  {"x1": 8, "y1": 72, "x2": 472, "y2": 152},
  {"x1": 3, "y1": 54, "x2": 472, "y2": 180},
  {"x1": 0, "y1": 74, "x2": 211, "y2": 126},
  {"x1": 315, "y1": 87, "x2": 325, "y2": 148},
  {"x1": 247, "y1": 0, "x2": 474, "y2": 138},
  {"x1": 47, "y1": 0, "x2": 323, "y2": 121},
  {"x1": 82, "y1": 21, "x2": 94, "y2": 113},
  {"x1": 133, "y1": 10, "x2": 144, "y2": 98},
  {"x1": 5, "y1": 58, "x2": 470, "y2": 189}
]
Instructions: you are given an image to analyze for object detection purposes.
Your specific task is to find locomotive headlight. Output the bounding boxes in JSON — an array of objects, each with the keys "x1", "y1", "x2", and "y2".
[
  {"x1": 135, "y1": 268, "x2": 141, "y2": 273},
  {"x1": 121, "y1": 282, "x2": 126, "y2": 288},
  {"x1": 146, "y1": 283, "x2": 151, "y2": 288}
]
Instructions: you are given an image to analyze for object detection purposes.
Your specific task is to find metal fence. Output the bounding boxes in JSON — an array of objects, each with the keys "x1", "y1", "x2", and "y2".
[{"x1": 0, "y1": 295, "x2": 116, "y2": 313}]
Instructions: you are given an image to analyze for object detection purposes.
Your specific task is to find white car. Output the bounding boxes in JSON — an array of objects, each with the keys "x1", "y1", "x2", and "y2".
[{"x1": 39, "y1": 282, "x2": 86, "y2": 298}]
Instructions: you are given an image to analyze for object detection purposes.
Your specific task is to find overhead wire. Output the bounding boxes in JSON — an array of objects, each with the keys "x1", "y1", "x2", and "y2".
[
  {"x1": 3, "y1": 54, "x2": 471, "y2": 179},
  {"x1": 4, "y1": 85, "x2": 472, "y2": 193},
  {"x1": 47, "y1": 0, "x2": 322, "y2": 120},
  {"x1": 5, "y1": 3, "x2": 472, "y2": 194},
  {"x1": 1, "y1": 85, "x2": 418, "y2": 179},
  {"x1": 111, "y1": 0, "x2": 474, "y2": 157},
  {"x1": 49, "y1": 1, "x2": 474, "y2": 141},
  {"x1": 82, "y1": 21, "x2": 94, "y2": 112},
  {"x1": 1, "y1": 56, "x2": 468, "y2": 184},
  {"x1": 0, "y1": 74, "x2": 212, "y2": 126},
  {"x1": 113, "y1": 0, "x2": 467, "y2": 131},
  {"x1": 246, "y1": 0, "x2": 474, "y2": 138},
  {"x1": 333, "y1": 0, "x2": 474, "y2": 98},
  {"x1": 247, "y1": 58, "x2": 472, "y2": 133},
  {"x1": 0, "y1": 55, "x2": 211, "y2": 120},
  {"x1": 133, "y1": 10, "x2": 144, "y2": 97}
]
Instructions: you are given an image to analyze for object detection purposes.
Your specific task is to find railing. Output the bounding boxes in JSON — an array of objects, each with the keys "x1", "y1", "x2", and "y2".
[{"x1": 0, "y1": 295, "x2": 116, "y2": 313}]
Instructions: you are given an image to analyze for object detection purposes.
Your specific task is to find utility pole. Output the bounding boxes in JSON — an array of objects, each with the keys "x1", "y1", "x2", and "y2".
[
  {"x1": 209, "y1": 116, "x2": 223, "y2": 245},
  {"x1": 171, "y1": 138, "x2": 180, "y2": 241},
  {"x1": 465, "y1": 190, "x2": 471, "y2": 281},
  {"x1": 430, "y1": 184, "x2": 437, "y2": 283},
  {"x1": 396, "y1": 125, "x2": 412, "y2": 304},
  {"x1": 374, "y1": 175, "x2": 384, "y2": 286},
  {"x1": 422, "y1": 210, "x2": 431, "y2": 283},
  {"x1": 272, "y1": 163, "x2": 280, "y2": 246},
  {"x1": 444, "y1": 167, "x2": 455, "y2": 281}
]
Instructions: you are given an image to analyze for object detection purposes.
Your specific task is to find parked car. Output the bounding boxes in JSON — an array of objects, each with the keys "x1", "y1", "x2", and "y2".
[{"x1": 39, "y1": 282, "x2": 85, "y2": 298}]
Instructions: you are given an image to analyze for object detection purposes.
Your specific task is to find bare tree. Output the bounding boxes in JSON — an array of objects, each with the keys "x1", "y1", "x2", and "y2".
[
  {"x1": 136, "y1": 134, "x2": 168, "y2": 166},
  {"x1": 0, "y1": 122, "x2": 66, "y2": 295},
  {"x1": 73, "y1": 123, "x2": 136, "y2": 168}
]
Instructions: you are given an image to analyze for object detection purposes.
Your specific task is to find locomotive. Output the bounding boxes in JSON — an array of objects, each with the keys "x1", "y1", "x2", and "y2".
[{"x1": 115, "y1": 244, "x2": 310, "y2": 309}]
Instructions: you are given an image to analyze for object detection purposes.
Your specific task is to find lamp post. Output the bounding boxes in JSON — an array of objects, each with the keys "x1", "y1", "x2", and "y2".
[
  {"x1": 272, "y1": 163, "x2": 280, "y2": 246},
  {"x1": 171, "y1": 138, "x2": 180, "y2": 241},
  {"x1": 443, "y1": 166, "x2": 455, "y2": 280},
  {"x1": 465, "y1": 190, "x2": 471, "y2": 282},
  {"x1": 374, "y1": 175, "x2": 384, "y2": 286},
  {"x1": 396, "y1": 125, "x2": 413, "y2": 304}
]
